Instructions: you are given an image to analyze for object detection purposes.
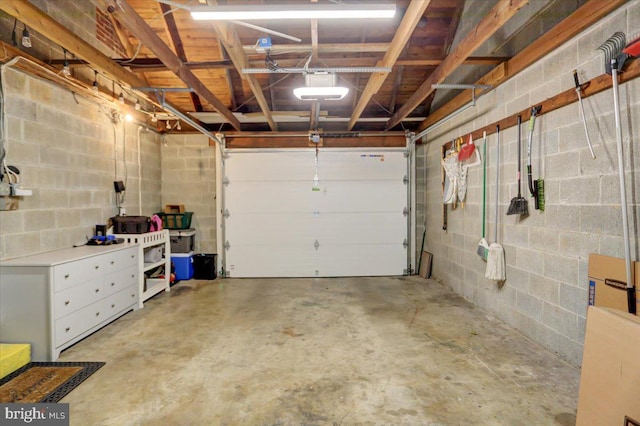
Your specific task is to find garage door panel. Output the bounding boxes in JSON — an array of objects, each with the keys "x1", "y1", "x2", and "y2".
[
  {"x1": 222, "y1": 149, "x2": 408, "y2": 277},
  {"x1": 315, "y1": 244, "x2": 407, "y2": 276},
  {"x1": 227, "y1": 181, "x2": 321, "y2": 213},
  {"x1": 316, "y1": 213, "x2": 406, "y2": 244},
  {"x1": 316, "y1": 180, "x2": 406, "y2": 212},
  {"x1": 226, "y1": 152, "x2": 315, "y2": 181},
  {"x1": 318, "y1": 151, "x2": 406, "y2": 180},
  {"x1": 226, "y1": 245, "x2": 317, "y2": 277},
  {"x1": 226, "y1": 213, "x2": 317, "y2": 244}
]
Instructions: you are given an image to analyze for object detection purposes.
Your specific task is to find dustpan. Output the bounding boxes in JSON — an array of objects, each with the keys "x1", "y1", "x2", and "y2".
[{"x1": 458, "y1": 134, "x2": 475, "y2": 162}]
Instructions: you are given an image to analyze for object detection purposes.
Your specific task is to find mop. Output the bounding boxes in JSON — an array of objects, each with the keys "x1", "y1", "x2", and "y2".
[
  {"x1": 486, "y1": 125, "x2": 505, "y2": 281},
  {"x1": 597, "y1": 32, "x2": 635, "y2": 314},
  {"x1": 477, "y1": 131, "x2": 489, "y2": 260}
]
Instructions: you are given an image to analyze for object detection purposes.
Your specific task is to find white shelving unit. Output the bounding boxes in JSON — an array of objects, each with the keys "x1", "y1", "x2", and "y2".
[{"x1": 113, "y1": 230, "x2": 171, "y2": 308}]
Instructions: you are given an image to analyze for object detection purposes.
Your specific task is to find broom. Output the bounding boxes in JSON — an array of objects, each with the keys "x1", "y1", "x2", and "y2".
[
  {"x1": 477, "y1": 131, "x2": 489, "y2": 260},
  {"x1": 506, "y1": 115, "x2": 529, "y2": 217},
  {"x1": 486, "y1": 125, "x2": 506, "y2": 281}
]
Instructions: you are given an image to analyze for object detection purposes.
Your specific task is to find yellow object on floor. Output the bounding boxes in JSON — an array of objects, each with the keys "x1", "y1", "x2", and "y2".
[{"x1": 0, "y1": 344, "x2": 31, "y2": 379}]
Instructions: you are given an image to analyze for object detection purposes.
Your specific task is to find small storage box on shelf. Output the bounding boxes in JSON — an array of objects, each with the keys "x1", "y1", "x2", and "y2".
[
  {"x1": 113, "y1": 230, "x2": 171, "y2": 307},
  {"x1": 169, "y1": 229, "x2": 195, "y2": 253},
  {"x1": 157, "y1": 212, "x2": 193, "y2": 229}
]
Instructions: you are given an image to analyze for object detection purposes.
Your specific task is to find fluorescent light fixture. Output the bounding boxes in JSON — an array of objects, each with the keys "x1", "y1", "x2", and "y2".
[
  {"x1": 294, "y1": 86, "x2": 349, "y2": 101},
  {"x1": 191, "y1": 3, "x2": 396, "y2": 20},
  {"x1": 294, "y1": 73, "x2": 349, "y2": 101}
]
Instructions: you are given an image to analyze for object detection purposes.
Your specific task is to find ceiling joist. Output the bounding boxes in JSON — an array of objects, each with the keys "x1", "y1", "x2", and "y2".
[
  {"x1": 347, "y1": 0, "x2": 432, "y2": 131},
  {"x1": 418, "y1": 0, "x2": 629, "y2": 131},
  {"x1": 386, "y1": 0, "x2": 529, "y2": 130},
  {"x1": 106, "y1": 0, "x2": 242, "y2": 130}
]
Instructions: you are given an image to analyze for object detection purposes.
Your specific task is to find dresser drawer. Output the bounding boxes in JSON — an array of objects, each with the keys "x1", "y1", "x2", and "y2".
[
  {"x1": 54, "y1": 281, "x2": 105, "y2": 319},
  {"x1": 102, "y1": 247, "x2": 138, "y2": 274},
  {"x1": 103, "y1": 266, "x2": 138, "y2": 297},
  {"x1": 102, "y1": 285, "x2": 138, "y2": 317},
  {"x1": 55, "y1": 299, "x2": 105, "y2": 347},
  {"x1": 53, "y1": 257, "x2": 102, "y2": 292}
]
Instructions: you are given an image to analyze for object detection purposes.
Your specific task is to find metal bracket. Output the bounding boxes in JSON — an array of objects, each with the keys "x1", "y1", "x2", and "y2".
[
  {"x1": 223, "y1": 176, "x2": 230, "y2": 186},
  {"x1": 223, "y1": 209, "x2": 230, "y2": 219},
  {"x1": 402, "y1": 175, "x2": 409, "y2": 185},
  {"x1": 403, "y1": 207, "x2": 409, "y2": 217},
  {"x1": 224, "y1": 241, "x2": 231, "y2": 250},
  {"x1": 313, "y1": 239, "x2": 320, "y2": 250},
  {"x1": 403, "y1": 238, "x2": 408, "y2": 248}
]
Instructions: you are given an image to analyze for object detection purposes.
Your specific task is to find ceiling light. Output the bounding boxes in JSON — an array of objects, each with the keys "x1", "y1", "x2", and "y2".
[
  {"x1": 134, "y1": 99, "x2": 141, "y2": 110},
  {"x1": 151, "y1": 111, "x2": 158, "y2": 123},
  {"x1": 125, "y1": 113, "x2": 133, "y2": 122},
  {"x1": 294, "y1": 86, "x2": 349, "y2": 101},
  {"x1": 176, "y1": 121, "x2": 182, "y2": 131},
  {"x1": 119, "y1": 93, "x2": 125, "y2": 104},
  {"x1": 166, "y1": 120, "x2": 171, "y2": 130},
  {"x1": 21, "y1": 26, "x2": 32, "y2": 48},
  {"x1": 294, "y1": 73, "x2": 349, "y2": 101},
  {"x1": 191, "y1": 3, "x2": 396, "y2": 20}
]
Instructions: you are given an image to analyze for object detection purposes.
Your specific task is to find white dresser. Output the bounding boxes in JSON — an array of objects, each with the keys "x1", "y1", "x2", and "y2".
[{"x1": 0, "y1": 244, "x2": 140, "y2": 361}]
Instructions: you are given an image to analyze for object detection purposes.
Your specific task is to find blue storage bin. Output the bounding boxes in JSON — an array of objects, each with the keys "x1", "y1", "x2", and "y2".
[{"x1": 171, "y1": 251, "x2": 194, "y2": 280}]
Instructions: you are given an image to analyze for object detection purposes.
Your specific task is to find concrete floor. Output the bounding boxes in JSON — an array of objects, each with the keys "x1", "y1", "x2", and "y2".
[{"x1": 60, "y1": 276, "x2": 580, "y2": 425}]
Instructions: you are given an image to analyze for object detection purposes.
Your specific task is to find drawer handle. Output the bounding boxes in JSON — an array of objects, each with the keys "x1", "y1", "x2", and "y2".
[
  {"x1": 111, "y1": 282, "x2": 115, "y2": 287},
  {"x1": 131, "y1": 254, "x2": 135, "y2": 258},
  {"x1": 64, "y1": 274, "x2": 70, "y2": 279},
  {"x1": 131, "y1": 274, "x2": 135, "y2": 278},
  {"x1": 64, "y1": 300, "x2": 70, "y2": 306},
  {"x1": 131, "y1": 293, "x2": 135, "y2": 298},
  {"x1": 95, "y1": 265, "x2": 100, "y2": 270},
  {"x1": 111, "y1": 303, "x2": 115, "y2": 308},
  {"x1": 65, "y1": 327, "x2": 70, "y2": 332},
  {"x1": 95, "y1": 312, "x2": 100, "y2": 317},
  {"x1": 111, "y1": 260, "x2": 115, "y2": 265},
  {"x1": 95, "y1": 288, "x2": 100, "y2": 293}
]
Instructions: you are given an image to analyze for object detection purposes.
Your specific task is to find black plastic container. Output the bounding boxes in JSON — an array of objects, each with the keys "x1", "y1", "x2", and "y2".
[
  {"x1": 110, "y1": 216, "x2": 150, "y2": 234},
  {"x1": 193, "y1": 253, "x2": 217, "y2": 280}
]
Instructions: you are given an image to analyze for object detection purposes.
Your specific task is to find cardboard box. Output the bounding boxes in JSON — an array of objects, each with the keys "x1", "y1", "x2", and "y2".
[
  {"x1": 164, "y1": 204, "x2": 185, "y2": 213},
  {"x1": 576, "y1": 306, "x2": 640, "y2": 425},
  {"x1": 588, "y1": 254, "x2": 637, "y2": 315}
]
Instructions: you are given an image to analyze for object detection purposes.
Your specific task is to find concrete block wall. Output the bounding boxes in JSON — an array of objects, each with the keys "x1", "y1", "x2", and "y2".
[
  {"x1": 0, "y1": 1, "x2": 114, "y2": 60},
  {"x1": 161, "y1": 134, "x2": 217, "y2": 254},
  {"x1": 418, "y1": 2, "x2": 640, "y2": 366},
  {"x1": 0, "y1": 67, "x2": 162, "y2": 260}
]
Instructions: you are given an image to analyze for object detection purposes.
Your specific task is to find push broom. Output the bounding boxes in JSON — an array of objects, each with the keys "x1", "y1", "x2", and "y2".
[{"x1": 598, "y1": 32, "x2": 636, "y2": 314}]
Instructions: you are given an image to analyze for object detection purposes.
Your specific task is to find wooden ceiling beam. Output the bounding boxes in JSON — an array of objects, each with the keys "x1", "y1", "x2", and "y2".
[
  {"x1": 418, "y1": 0, "x2": 628, "y2": 131},
  {"x1": 0, "y1": 0, "x2": 148, "y2": 89},
  {"x1": 212, "y1": 21, "x2": 277, "y2": 131},
  {"x1": 158, "y1": 3, "x2": 204, "y2": 112},
  {"x1": 347, "y1": 0, "x2": 432, "y2": 131},
  {"x1": 386, "y1": 0, "x2": 529, "y2": 130},
  {"x1": 106, "y1": 0, "x2": 241, "y2": 130}
]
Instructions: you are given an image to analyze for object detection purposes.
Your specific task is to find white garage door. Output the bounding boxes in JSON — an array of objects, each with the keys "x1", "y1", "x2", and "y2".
[{"x1": 222, "y1": 149, "x2": 409, "y2": 277}]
